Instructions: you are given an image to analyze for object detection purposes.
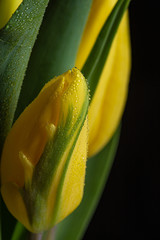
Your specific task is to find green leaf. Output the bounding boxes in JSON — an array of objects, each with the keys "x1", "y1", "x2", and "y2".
[
  {"x1": 55, "y1": 125, "x2": 121, "y2": 240},
  {"x1": 0, "y1": 0, "x2": 49, "y2": 153},
  {"x1": 82, "y1": 0, "x2": 131, "y2": 99},
  {"x1": 15, "y1": 0, "x2": 93, "y2": 119},
  {"x1": 11, "y1": 222, "x2": 27, "y2": 240}
]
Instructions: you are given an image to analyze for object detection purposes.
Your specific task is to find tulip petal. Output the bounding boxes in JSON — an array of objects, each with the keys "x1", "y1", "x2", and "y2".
[
  {"x1": 76, "y1": 0, "x2": 118, "y2": 69},
  {"x1": 76, "y1": 0, "x2": 131, "y2": 156},
  {"x1": 0, "y1": 0, "x2": 23, "y2": 30},
  {"x1": 88, "y1": 12, "x2": 131, "y2": 156}
]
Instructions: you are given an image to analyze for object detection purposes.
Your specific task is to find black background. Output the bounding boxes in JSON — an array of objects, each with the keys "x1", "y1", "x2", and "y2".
[{"x1": 84, "y1": 1, "x2": 160, "y2": 239}]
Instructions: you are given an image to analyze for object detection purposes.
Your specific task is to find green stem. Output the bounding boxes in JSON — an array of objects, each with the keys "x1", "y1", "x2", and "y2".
[
  {"x1": 44, "y1": 227, "x2": 56, "y2": 240},
  {"x1": 29, "y1": 227, "x2": 56, "y2": 240},
  {"x1": 29, "y1": 233, "x2": 43, "y2": 240}
]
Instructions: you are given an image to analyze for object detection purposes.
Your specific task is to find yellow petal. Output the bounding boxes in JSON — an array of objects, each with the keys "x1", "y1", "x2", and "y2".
[
  {"x1": 76, "y1": 0, "x2": 131, "y2": 157},
  {"x1": 88, "y1": 12, "x2": 131, "y2": 156},
  {"x1": 1, "y1": 68, "x2": 89, "y2": 232},
  {"x1": 0, "y1": 0, "x2": 23, "y2": 29},
  {"x1": 49, "y1": 118, "x2": 88, "y2": 225},
  {"x1": 76, "y1": 0, "x2": 118, "y2": 69}
]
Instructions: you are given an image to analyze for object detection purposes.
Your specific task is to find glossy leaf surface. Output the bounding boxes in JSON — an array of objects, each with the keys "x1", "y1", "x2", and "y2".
[{"x1": 0, "y1": 0, "x2": 49, "y2": 152}]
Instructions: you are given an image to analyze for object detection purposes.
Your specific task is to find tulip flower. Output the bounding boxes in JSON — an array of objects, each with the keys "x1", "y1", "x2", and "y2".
[
  {"x1": 0, "y1": 68, "x2": 89, "y2": 233},
  {"x1": 0, "y1": 0, "x2": 23, "y2": 29},
  {"x1": 76, "y1": 0, "x2": 131, "y2": 157}
]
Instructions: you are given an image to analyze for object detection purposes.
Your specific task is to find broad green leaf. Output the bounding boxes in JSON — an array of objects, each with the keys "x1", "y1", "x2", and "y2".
[
  {"x1": 55, "y1": 126, "x2": 121, "y2": 240},
  {"x1": 0, "y1": 0, "x2": 49, "y2": 153},
  {"x1": 15, "y1": 0, "x2": 93, "y2": 119},
  {"x1": 82, "y1": 0, "x2": 131, "y2": 99}
]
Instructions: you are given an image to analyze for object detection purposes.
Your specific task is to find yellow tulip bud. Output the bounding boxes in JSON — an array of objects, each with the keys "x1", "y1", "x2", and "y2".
[
  {"x1": 76, "y1": 0, "x2": 131, "y2": 157},
  {"x1": 0, "y1": 68, "x2": 89, "y2": 233},
  {"x1": 0, "y1": 0, "x2": 23, "y2": 29}
]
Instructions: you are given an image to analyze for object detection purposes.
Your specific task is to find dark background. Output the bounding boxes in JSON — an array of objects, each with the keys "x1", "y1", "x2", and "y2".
[{"x1": 84, "y1": 1, "x2": 160, "y2": 239}]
